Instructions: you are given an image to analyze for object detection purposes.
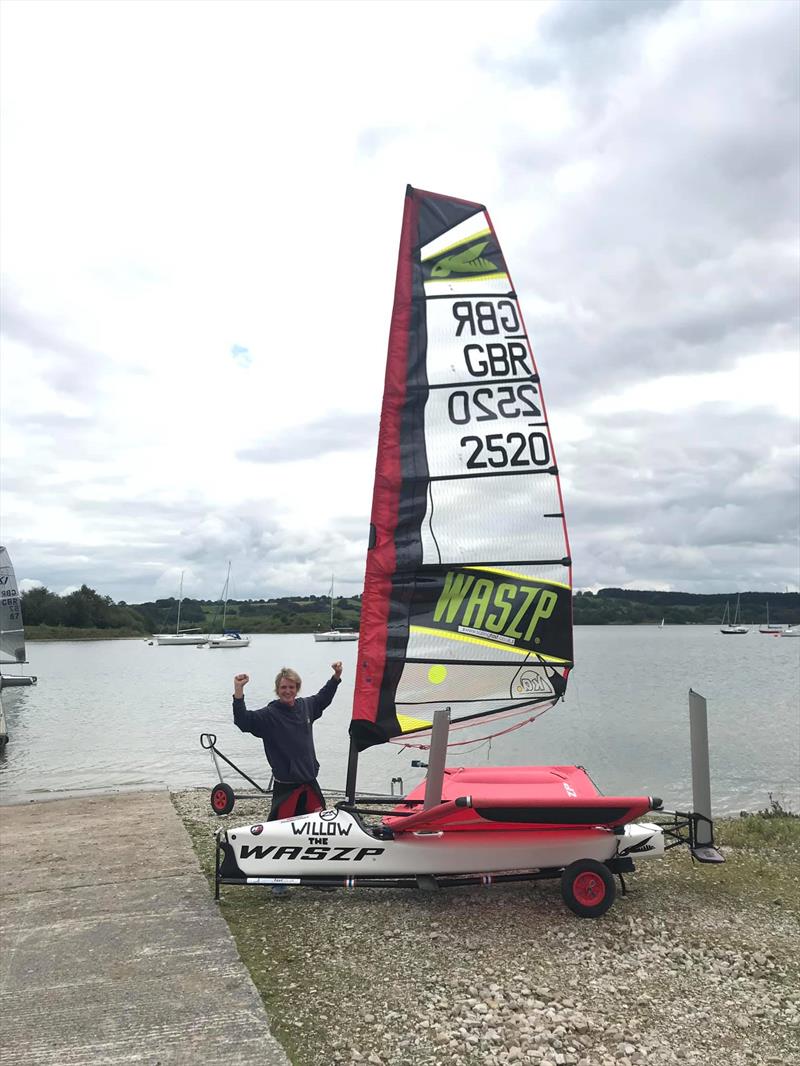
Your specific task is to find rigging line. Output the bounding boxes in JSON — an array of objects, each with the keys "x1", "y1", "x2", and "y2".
[
  {"x1": 397, "y1": 694, "x2": 563, "y2": 733},
  {"x1": 397, "y1": 706, "x2": 554, "y2": 751}
]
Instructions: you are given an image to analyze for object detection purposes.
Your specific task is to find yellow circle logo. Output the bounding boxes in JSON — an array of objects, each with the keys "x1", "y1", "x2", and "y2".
[{"x1": 428, "y1": 665, "x2": 447, "y2": 685}]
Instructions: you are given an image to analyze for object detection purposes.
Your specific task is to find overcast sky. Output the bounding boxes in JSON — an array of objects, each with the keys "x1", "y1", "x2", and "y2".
[{"x1": 1, "y1": 0, "x2": 798, "y2": 604}]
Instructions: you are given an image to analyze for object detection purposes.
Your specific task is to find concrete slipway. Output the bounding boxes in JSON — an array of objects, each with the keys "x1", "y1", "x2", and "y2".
[{"x1": 0, "y1": 789, "x2": 289, "y2": 1065}]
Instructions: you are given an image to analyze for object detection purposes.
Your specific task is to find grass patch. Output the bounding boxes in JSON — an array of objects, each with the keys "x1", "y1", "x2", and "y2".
[{"x1": 719, "y1": 796, "x2": 800, "y2": 853}]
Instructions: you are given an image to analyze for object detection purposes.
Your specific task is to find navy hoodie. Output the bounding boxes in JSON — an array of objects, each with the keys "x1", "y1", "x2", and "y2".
[{"x1": 232, "y1": 676, "x2": 340, "y2": 783}]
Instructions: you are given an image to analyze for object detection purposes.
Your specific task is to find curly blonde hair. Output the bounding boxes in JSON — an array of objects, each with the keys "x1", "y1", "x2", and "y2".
[{"x1": 274, "y1": 667, "x2": 302, "y2": 695}]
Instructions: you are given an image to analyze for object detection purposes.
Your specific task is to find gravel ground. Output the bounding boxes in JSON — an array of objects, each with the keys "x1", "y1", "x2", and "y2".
[{"x1": 172, "y1": 789, "x2": 799, "y2": 1066}]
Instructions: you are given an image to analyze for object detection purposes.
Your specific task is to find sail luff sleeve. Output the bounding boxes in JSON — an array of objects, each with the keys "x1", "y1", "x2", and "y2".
[{"x1": 350, "y1": 189, "x2": 417, "y2": 746}]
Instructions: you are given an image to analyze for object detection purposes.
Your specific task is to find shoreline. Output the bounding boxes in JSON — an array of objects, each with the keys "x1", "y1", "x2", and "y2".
[{"x1": 24, "y1": 621, "x2": 799, "y2": 642}]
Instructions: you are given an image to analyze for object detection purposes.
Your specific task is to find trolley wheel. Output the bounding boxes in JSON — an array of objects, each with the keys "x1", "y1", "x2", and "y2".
[
  {"x1": 560, "y1": 858, "x2": 616, "y2": 918},
  {"x1": 210, "y1": 782, "x2": 235, "y2": 815}
]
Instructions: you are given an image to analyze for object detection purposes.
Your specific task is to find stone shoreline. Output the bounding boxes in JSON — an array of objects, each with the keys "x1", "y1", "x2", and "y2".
[{"x1": 173, "y1": 789, "x2": 800, "y2": 1066}]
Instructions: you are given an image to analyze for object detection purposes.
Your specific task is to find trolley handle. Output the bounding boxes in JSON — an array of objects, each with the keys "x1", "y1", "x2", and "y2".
[{"x1": 200, "y1": 733, "x2": 217, "y2": 749}]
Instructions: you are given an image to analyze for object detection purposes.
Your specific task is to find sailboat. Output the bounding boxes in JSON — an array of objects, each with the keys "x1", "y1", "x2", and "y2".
[
  {"x1": 214, "y1": 187, "x2": 722, "y2": 917},
  {"x1": 313, "y1": 575, "x2": 358, "y2": 642},
  {"x1": 207, "y1": 563, "x2": 250, "y2": 648},
  {"x1": 759, "y1": 602, "x2": 785, "y2": 634},
  {"x1": 153, "y1": 572, "x2": 208, "y2": 645},
  {"x1": 0, "y1": 545, "x2": 37, "y2": 688},
  {"x1": 720, "y1": 594, "x2": 749, "y2": 635}
]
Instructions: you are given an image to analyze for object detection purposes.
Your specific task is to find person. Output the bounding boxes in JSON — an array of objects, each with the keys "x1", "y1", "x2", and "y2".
[{"x1": 232, "y1": 661, "x2": 342, "y2": 822}]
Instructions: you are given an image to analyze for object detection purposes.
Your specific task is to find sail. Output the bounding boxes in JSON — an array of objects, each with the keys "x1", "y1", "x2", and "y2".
[
  {"x1": 350, "y1": 187, "x2": 573, "y2": 751},
  {"x1": 0, "y1": 546, "x2": 27, "y2": 664}
]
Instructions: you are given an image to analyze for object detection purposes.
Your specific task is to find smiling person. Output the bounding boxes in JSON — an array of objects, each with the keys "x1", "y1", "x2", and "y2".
[{"x1": 232, "y1": 662, "x2": 343, "y2": 823}]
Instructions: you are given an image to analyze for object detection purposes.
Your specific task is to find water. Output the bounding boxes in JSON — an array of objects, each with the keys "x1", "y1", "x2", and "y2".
[{"x1": 1, "y1": 627, "x2": 798, "y2": 815}]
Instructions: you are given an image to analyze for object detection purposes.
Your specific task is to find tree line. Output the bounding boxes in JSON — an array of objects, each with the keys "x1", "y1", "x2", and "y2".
[{"x1": 19, "y1": 585, "x2": 800, "y2": 638}]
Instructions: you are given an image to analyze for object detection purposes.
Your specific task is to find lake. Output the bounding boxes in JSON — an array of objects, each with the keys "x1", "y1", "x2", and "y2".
[{"x1": 1, "y1": 627, "x2": 798, "y2": 816}]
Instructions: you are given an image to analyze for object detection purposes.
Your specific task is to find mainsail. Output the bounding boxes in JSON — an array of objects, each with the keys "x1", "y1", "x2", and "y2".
[
  {"x1": 0, "y1": 546, "x2": 27, "y2": 665},
  {"x1": 350, "y1": 187, "x2": 573, "y2": 751}
]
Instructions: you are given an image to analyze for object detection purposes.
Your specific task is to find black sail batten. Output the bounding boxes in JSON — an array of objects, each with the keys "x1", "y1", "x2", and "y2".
[{"x1": 350, "y1": 188, "x2": 573, "y2": 751}]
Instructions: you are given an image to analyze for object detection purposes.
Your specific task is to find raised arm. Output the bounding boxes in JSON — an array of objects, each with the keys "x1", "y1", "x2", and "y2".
[
  {"x1": 307, "y1": 662, "x2": 343, "y2": 721},
  {"x1": 232, "y1": 673, "x2": 267, "y2": 737}
]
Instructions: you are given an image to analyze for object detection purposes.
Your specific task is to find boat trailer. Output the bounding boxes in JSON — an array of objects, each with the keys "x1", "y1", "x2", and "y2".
[{"x1": 200, "y1": 732, "x2": 273, "y2": 815}]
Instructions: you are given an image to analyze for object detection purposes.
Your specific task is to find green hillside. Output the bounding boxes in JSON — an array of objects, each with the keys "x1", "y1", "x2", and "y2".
[{"x1": 20, "y1": 585, "x2": 800, "y2": 638}]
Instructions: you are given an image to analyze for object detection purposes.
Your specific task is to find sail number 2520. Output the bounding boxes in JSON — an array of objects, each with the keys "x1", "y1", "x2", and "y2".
[
  {"x1": 461, "y1": 431, "x2": 551, "y2": 469},
  {"x1": 447, "y1": 383, "x2": 541, "y2": 424}
]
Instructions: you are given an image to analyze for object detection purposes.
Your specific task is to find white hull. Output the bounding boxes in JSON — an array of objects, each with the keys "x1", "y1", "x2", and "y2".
[
  {"x1": 780, "y1": 626, "x2": 800, "y2": 637},
  {"x1": 313, "y1": 631, "x2": 358, "y2": 642},
  {"x1": 223, "y1": 808, "x2": 665, "y2": 881},
  {"x1": 207, "y1": 635, "x2": 250, "y2": 648},
  {"x1": 720, "y1": 626, "x2": 748, "y2": 635},
  {"x1": 0, "y1": 672, "x2": 37, "y2": 686},
  {"x1": 154, "y1": 633, "x2": 208, "y2": 646}
]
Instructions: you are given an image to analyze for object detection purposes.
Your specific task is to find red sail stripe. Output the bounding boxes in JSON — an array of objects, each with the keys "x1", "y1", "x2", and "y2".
[{"x1": 351, "y1": 191, "x2": 418, "y2": 727}]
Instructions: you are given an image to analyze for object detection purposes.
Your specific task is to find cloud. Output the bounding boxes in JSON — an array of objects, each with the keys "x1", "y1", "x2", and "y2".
[{"x1": 238, "y1": 413, "x2": 378, "y2": 464}]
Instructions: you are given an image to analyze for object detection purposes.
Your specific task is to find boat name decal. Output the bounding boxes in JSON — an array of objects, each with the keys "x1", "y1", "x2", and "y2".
[
  {"x1": 291, "y1": 820, "x2": 352, "y2": 837},
  {"x1": 238, "y1": 844, "x2": 384, "y2": 862}
]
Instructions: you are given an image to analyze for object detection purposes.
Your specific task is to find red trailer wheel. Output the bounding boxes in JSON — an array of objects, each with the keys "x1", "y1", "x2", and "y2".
[
  {"x1": 210, "y1": 782, "x2": 235, "y2": 815},
  {"x1": 561, "y1": 859, "x2": 616, "y2": 918}
]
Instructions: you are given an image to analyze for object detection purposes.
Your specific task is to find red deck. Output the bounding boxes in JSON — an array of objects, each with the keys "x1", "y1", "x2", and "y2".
[{"x1": 383, "y1": 766, "x2": 658, "y2": 833}]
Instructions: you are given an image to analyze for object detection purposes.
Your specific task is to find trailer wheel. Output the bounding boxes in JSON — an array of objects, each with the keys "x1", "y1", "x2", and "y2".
[
  {"x1": 561, "y1": 859, "x2": 616, "y2": 918},
  {"x1": 210, "y1": 783, "x2": 235, "y2": 815}
]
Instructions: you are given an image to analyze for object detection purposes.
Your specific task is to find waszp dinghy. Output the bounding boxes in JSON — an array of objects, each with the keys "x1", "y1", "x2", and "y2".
[{"x1": 216, "y1": 187, "x2": 723, "y2": 917}]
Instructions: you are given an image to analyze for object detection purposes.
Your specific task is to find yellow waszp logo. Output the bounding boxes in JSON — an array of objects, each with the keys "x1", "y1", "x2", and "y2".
[
  {"x1": 430, "y1": 242, "x2": 499, "y2": 278},
  {"x1": 427, "y1": 568, "x2": 566, "y2": 653}
]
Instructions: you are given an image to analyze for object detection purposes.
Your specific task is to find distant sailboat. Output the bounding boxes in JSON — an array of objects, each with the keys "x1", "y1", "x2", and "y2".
[
  {"x1": 153, "y1": 572, "x2": 209, "y2": 645},
  {"x1": 659, "y1": 618, "x2": 665, "y2": 629},
  {"x1": 207, "y1": 563, "x2": 250, "y2": 648},
  {"x1": 720, "y1": 594, "x2": 748, "y2": 635},
  {"x1": 0, "y1": 545, "x2": 37, "y2": 688},
  {"x1": 759, "y1": 602, "x2": 785, "y2": 634},
  {"x1": 313, "y1": 575, "x2": 358, "y2": 642}
]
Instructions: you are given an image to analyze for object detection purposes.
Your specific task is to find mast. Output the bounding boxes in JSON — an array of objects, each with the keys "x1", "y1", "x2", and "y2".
[
  {"x1": 176, "y1": 571, "x2": 184, "y2": 635},
  {"x1": 222, "y1": 562, "x2": 231, "y2": 631}
]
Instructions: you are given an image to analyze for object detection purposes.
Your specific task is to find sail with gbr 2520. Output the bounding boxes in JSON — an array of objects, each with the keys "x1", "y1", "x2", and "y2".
[{"x1": 349, "y1": 186, "x2": 573, "y2": 752}]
